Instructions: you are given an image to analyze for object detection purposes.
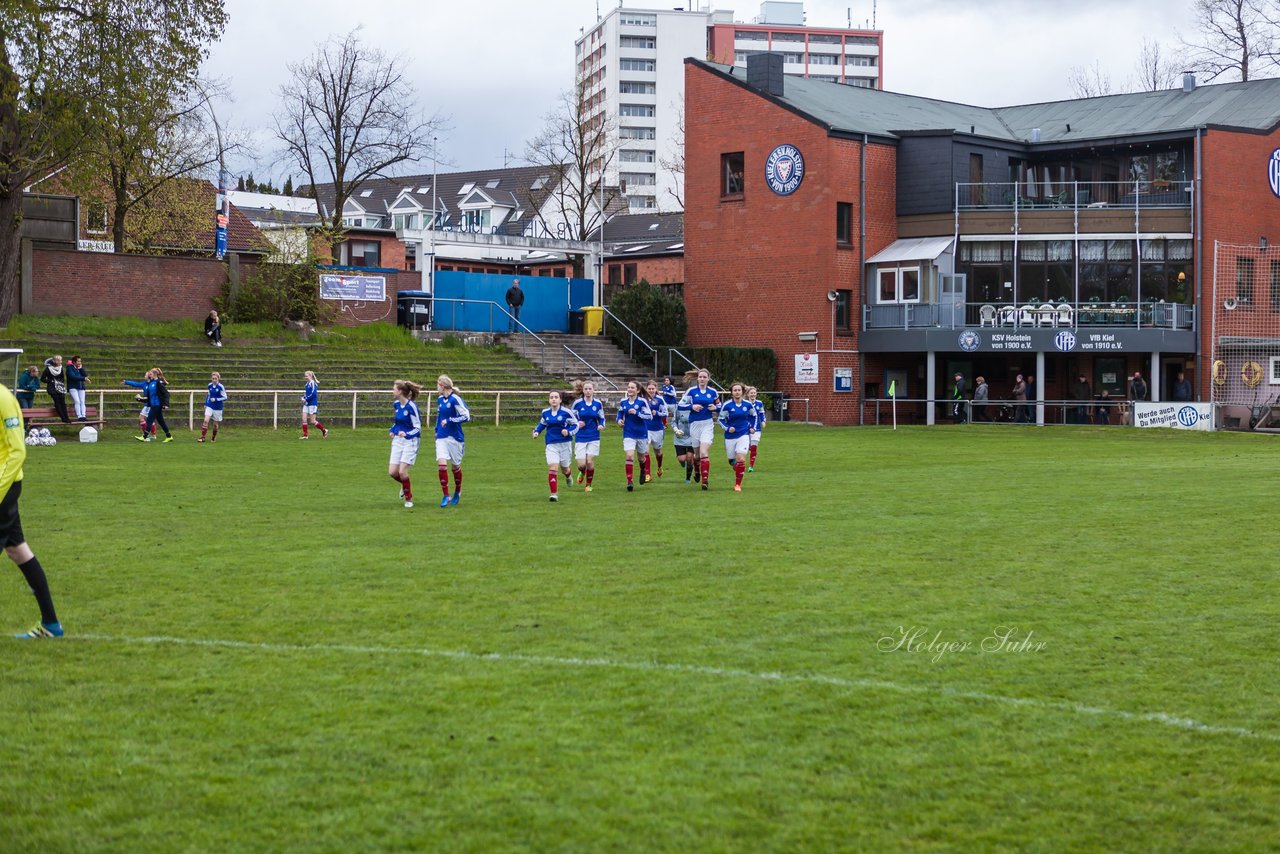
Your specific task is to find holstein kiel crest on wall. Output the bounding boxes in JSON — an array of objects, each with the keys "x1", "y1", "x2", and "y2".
[
  {"x1": 958, "y1": 330, "x2": 980, "y2": 352},
  {"x1": 765, "y1": 144, "x2": 805, "y2": 196}
]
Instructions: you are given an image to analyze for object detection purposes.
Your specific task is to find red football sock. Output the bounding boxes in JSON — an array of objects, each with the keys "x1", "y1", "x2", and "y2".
[
  {"x1": 700, "y1": 458, "x2": 710, "y2": 483},
  {"x1": 200, "y1": 425, "x2": 208, "y2": 440},
  {"x1": 735, "y1": 462, "x2": 745, "y2": 485},
  {"x1": 211, "y1": 425, "x2": 218, "y2": 439},
  {"x1": 438, "y1": 465, "x2": 450, "y2": 495},
  {"x1": 655, "y1": 450, "x2": 663, "y2": 469},
  {"x1": 453, "y1": 467, "x2": 462, "y2": 492},
  {"x1": 150, "y1": 423, "x2": 157, "y2": 436},
  {"x1": 302, "y1": 423, "x2": 309, "y2": 437},
  {"x1": 641, "y1": 454, "x2": 650, "y2": 479},
  {"x1": 401, "y1": 476, "x2": 411, "y2": 501},
  {"x1": 749, "y1": 445, "x2": 757, "y2": 466},
  {"x1": 625, "y1": 461, "x2": 634, "y2": 483},
  {"x1": 585, "y1": 465, "x2": 594, "y2": 485},
  {"x1": 548, "y1": 470, "x2": 558, "y2": 495},
  {"x1": 315, "y1": 421, "x2": 326, "y2": 433}
]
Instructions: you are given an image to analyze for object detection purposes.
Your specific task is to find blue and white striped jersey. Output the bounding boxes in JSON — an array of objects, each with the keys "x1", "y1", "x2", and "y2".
[
  {"x1": 680, "y1": 386, "x2": 719, "y2": 423},
  {"x1": 718, "y1": 399, "x2": 755, "y2": 435},
  {"x1": 616, "y1": 396, "x2": 653, "y2": 440},
  {"x1": 204, "y1": 382, "x2": 228, "y2": 411}
]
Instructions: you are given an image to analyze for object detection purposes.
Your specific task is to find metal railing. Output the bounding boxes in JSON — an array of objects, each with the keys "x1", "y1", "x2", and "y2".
[
  {"x1": 862, "y1": 397, "x2": 1160, "y2": 426},
  {"x1": 600, "y1": 305, "x2": 659, "y2": 376},
  {"x1": 863, "y1": 300, "x2": 1196, "y2": 331},
  {"x1": 956, "y1": 179, "x2": 1193, "y2": 211}
]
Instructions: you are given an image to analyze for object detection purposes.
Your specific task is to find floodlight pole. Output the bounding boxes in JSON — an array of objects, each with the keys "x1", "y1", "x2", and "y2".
[
  {"x1": 428, "y1": 136, "x2": 438, "y2": 296},
  {"x1": 193, "y1": 80, "x2": 229, "y2": 260}
]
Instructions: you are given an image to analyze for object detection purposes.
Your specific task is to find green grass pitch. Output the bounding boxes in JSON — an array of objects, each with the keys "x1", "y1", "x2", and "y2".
[{"x1": 2, "y1": 423, "x2": 1278, "y2": 850}]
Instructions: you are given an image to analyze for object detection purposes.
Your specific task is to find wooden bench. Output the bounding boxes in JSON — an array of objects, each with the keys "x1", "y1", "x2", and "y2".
[{"x1": 21, "y1": 406, "x2": 105, "y2": 430}]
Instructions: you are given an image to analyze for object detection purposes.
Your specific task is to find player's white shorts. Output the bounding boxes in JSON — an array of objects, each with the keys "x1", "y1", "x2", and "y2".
[
  {"x1": 749, "y1": 431, "x2": 761, "y2": 446},
  {"x1": 623, "y1": 436, "x2": 649, "y2": 454},
  {"x1": 302, "y1": 405, "x2": 318, "y2": 416},
  {"x1": 435, "y1": 437, "x2": 465, "y2": 466},
  {"x1": 139, "y1": 405, "x2": 151, "y2": 418},
  {"x1": 574, "y1": 439, "x2": 600, "y2": 461},
  {"x1": 390, "y1": 435, "x2": 420, "y2": 466},
  {"x1": 689, "y1": 419, "x2": 714, "y2": 447},
  {"x1": 544, "y1": 442, "x2": 572, "y2": 468},
  {"x1": 725, "y1": 433, "x2": 750, "y2": 458},
  {"x1": 203, "y1": 406, "x2": 224, "y2": 423},
  {"x1": 647, "y1": 429, "x2": 665, "y2": 449}
]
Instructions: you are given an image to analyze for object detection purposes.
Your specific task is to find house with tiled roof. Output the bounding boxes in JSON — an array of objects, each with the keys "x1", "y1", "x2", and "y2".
[{"x1": 588, "y1": 212, "x2": 685, "y2": 300}]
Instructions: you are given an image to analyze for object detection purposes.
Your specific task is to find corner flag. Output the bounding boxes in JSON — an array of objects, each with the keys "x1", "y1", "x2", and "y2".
[{"x1": 888, "y1": 380, "x2": 896, "y2": 398}]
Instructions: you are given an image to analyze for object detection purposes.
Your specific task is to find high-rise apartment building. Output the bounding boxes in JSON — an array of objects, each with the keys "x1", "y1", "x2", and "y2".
[{"x1": 576, "y1": 3, "x2": 883, "y2": 213}]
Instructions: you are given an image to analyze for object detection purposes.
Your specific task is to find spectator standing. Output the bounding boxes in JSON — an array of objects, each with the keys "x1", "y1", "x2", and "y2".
[
  {"x1": 1095, "y1": 389, "x2": 1113, "y2": 425},
  {"x1": 950, "y1": 372, "x2": 967, "y2": 423},
  {"x1": 1129, "y1": 371, "x2": 1148, "y2": 401},
  {"x1": 1172, "y1": 371, "x2": 1192, "y2": 402},
  {"x1": 1070, "y1": 373, "x2": 1092, "y2": 424},
  {"x1": 505, "y1": 279, "x2": 524, "y2": 333},
  {"x1": 16, "y1": 367, "x2": 39, "y2": 409},
  {"x1": 65, "y1": 355, "x2": 89, "y2": 421},
  {"x1": 205, "y1": 310, "x2": 223, "y2": 347},
  {"x1": 40, "y1": 356, "x2": 71, "y2": 423},
  {"x1": 1011, "y1": 374, "x2": 1028, "y2": 423},
  {"x1": 973, "y1": 376, "x2": 989, "y2": 422},
  {"x1": 1024, "y1": 374, "x2": 1037, "y2": 424}
]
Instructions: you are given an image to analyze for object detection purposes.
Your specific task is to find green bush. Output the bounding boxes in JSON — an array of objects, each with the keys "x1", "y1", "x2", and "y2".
[
  {"x1": 674, "y1": 346, "x2": 777, "y2": 392},
  {"x1": 217, "y1": 262, "x2": 333, "y2": 325},
  {"x1": 607, "y1": 280, "x2": 687, "y2": 349}
]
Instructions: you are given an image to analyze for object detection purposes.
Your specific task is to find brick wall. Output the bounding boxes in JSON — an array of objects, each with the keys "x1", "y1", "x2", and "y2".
[
  {"x1": 1199, "y1": 126, "x2": 1280, "y2": 400},
  {"x1": 31, "y1": 247, "x2": 229, "y2": 320},
  {"x1": 684, "y1": 62, "x2": 899, "y2": 424}
]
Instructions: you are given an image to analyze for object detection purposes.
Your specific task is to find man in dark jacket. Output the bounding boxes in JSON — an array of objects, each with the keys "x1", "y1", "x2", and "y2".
[
  {"x1": 1129, "y1": 371, "x2": 1148, "y2": 401},
  {"x1": 505, "y1": 279, "x2": 524, "y2": 333},
  {"x1": 950, "y1": 372, "x2": 967, "y2": 423},
  {"x1": 1172, "y1": 371, "x2": 1192, "y2": 401},
  {"x1": 1070, "y1": 373, "x2": 1092, "y2": 424}
]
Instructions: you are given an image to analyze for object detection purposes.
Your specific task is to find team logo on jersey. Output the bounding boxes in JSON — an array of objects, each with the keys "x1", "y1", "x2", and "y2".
[
  {"x1": 1269, "y1": 148, "x2": 1280, "y2": 198},
  {"x1": 1177, "y1": 406, "x2": 1200, "y2": 427},
  {"x1": 958, "y1": 330, "x2": 981, "y2": 352},
  {"x1": 1054, "y1": 330, "x2": 1077, "y2": 352},
  {"x1": 765, "y1": 144, "x2": 805, "y2": 196},
  {"x1": 4, "y1": 417, "x2": 19, "y2": 429}
]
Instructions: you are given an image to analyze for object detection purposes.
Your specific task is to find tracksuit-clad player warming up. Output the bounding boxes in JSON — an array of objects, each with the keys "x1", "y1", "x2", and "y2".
[
  {"x1": 718, "y1": 383, "x2": 757, "y2": 493},
  {"x1": 572, "y1": 381, "x2": 605, "y2": 491},
  {"x1": 533, "y1": 390, "x2": 579, "y2": 502},
  {"x1": 389, "y1": 380, "x2": 423, "y2": 508},
  {"x1": 616, "y1": 381, "x2": 653, "y2": 492},
  {"x1": 435, "y1": 375, "x2": 470, "y2": 507},
  {"x1": 746, "y1": 386, "x2": 765, "y2": 471},
  {"x1": 644, "y1": 380, "x2": 668, "y2": 480}
]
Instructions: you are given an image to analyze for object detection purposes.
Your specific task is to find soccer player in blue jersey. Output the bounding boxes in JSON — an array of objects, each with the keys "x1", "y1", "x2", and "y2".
[
  {"x1": 435, "y1": 375, "x2": 470, "y2": 507},
  {"x1": 718, "y1": 382, "x2": 756, "y2": 493},
  {"x1": 746, "y1": 385, "x2": 766, "y2": 471},
  {"x1": 645, "y1": 380, "x2": 668, "y2": 480},
  {"x1": 661, "y1": 376, "x2": 678, "y2": 408},
  {"x1": 572, "y1": 380, "x2": 605, "y2": 492},
  {"x1": 198, "y1": 371, "x2": 228, "y2": 443},
  {"x1": 389, "y1": 380, "x2": 423, "y2": 508},
  {"x1": 679, "y1": 368, "x2": 719, "y2": 490},
  {"x1": 123, "y1": 368, "x2": 173, "y2": 443},
  {"x1": 300, "y1": 371, "x2": 328, "y2": 439},
  {"x1": 533, "y1": 390, "x2": 579, "y2": 502},
  {"x1": 1, "y1": 383, "x2": 63, "y2": 638},
  {"x1": 616, "y1": 380, "x2": 652, "y2": 492}
]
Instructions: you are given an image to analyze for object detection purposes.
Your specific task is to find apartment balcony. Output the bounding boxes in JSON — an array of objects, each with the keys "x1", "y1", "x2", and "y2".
[{"x1": 955, "y1": 180, "x2": 1192, "y2": 235}]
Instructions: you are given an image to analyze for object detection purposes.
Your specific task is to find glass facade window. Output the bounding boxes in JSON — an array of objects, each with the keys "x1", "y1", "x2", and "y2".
[
  {"x1": 620, "y1": 149, "x2": 655, "y2": 163},
  {"x1": 619, "y1": 36, "x2": 655, "y2": 49},
  {"x1": 618, "y1": 81, "x2": 655, "y2": 94},
  {"x1": 1237, "y1": 256, "x2": 1256, "y2": 305},
  {"x1": 735, "y1": 30, "x2": 767, "y2": 40},
  {"x1": 835, "y1": 289, "x2": 852, "y2": 329},
  {"x1": 772, "y1": 32, "x2": 804, "y2": 42},
  {"x1": 619, "y1": 103, "x2": 655, "y2": 117},
  {"x1": 620, "y1": 13, "x2": 655, "y2": 25},
  {"x1": 619, "y1": 59, "x2": 655, "y2": 72},
  {"x1": 620, "y1": 127, "x2": 656, "y2": 139},
  {"x1": 810, "y1": 54, "x2": 839, "y2": 65},
  {"x1": 836, "y1": 202, "x2": 852, "y2": 244}
]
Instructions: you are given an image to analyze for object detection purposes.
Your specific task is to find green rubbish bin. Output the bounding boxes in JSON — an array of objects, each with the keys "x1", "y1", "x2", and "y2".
[{"x1": 582, "y1": 306, "x2": 604, "y2": 336}]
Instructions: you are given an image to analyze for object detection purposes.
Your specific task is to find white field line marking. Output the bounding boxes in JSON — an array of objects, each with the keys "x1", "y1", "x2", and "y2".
[{"x1": 76, "y1": 633, "x2": 1278, "y2": 744}]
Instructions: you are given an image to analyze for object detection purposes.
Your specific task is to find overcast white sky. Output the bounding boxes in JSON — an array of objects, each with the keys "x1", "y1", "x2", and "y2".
[{"x1": 204, "y1": 0, "x2": 1201, "y2": 183}]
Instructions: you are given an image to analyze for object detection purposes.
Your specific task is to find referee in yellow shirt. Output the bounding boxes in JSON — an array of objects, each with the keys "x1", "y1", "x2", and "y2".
[{"x1": 0, "y1": 382, "x2": 63, "y2": 638}]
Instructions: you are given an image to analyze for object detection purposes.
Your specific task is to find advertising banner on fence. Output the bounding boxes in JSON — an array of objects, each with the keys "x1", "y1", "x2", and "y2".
[
  {"x1": 319, "y1": 274, "x2": 386, "y2": 301},
  {"x1": 1133, "y1": 402, "x2": 1213, "y2": 431}
]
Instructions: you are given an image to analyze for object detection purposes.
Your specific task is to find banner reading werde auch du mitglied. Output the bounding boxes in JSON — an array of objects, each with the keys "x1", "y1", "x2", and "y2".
[{"x1": 1132, "y1": 402, "x2": 1213, "y2": 431}]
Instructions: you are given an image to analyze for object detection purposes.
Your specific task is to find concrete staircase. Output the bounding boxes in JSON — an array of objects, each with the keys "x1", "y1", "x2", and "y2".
[{"x1": 501, "y1": 332, "x2": 657, "y2": 390}]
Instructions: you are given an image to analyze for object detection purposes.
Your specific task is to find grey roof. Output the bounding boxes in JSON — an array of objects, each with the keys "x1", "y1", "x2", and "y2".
[
  {"x1": 590, "y1": 211, "x2": 684, "y2": 257},
  {"x1": 304, "y1": 164, "x2": 559, "y2": 227},
  {"x1": 697, "y1": 60, "x2": 1280, "y2": 144},
  {"x1": 237, "y1": 207, "x2": 322, "y2": 227}
]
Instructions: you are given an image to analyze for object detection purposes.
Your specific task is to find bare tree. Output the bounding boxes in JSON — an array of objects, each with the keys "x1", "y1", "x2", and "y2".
[
  {"x1": 524, "y1": 76, "x2": 623, "y2": 277},
  {"x1": 659, "y1": 93, "x2": 685, "y2": 210},
  {"x1": 1135, "y1": 38, "x2": 1181, "y2": 90},
  {"x1": 1181, "y1": 0, "x2": 1275, "y2": 81},
  {"x1": 1068, "y1": 60, "x2": 1116, "y2": 98},
  {"x1": 274, "y1": 30, "x2": 445, "y2": 232}
]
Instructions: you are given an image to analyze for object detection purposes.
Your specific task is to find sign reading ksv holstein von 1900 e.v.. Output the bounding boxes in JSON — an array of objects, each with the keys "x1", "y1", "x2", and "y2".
[{"x1": 947, "y1": 327, "x2": 1191, "y2": 354}]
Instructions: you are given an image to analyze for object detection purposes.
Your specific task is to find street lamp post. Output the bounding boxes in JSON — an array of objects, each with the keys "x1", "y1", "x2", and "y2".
[{"x1": 192, "y1": 81, "x2": 229, "y2": 260}]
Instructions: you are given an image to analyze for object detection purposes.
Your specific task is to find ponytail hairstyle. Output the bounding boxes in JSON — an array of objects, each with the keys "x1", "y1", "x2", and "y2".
[
  {"x1": 395, "y1": 379, "x2": 423, "y2": 400},
  {"x1": 305, "y1": 370, "x2": 318, "y2": 385},
  {"x1": 151, "y1": 368, "x2": 167, "y2": 382}
]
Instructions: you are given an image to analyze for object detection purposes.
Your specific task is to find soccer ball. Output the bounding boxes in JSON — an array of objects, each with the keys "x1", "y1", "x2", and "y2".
[
  {"x1": 38, "y1": 428, "x2": 51, "y2": 439},
  {"x1": 42, "y1": 436, "x2": 56, "y2": 446},
  {"x1": 25, "y1": 435, "x2": 37, "y2": 446}
]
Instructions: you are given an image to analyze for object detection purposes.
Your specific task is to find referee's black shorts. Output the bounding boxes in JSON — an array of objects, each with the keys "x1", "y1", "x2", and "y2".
[{"x1": 0, "y1": 480, "x2": 25, "y2": 548}]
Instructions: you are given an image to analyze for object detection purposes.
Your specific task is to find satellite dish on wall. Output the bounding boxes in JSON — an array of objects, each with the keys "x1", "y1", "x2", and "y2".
[
  {"x1": 1223, "y1": 298, "x2": 1238, "y2": 311},
  {"x1": 827, "y1": 290, "x2": 839, "y2": 302}
]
